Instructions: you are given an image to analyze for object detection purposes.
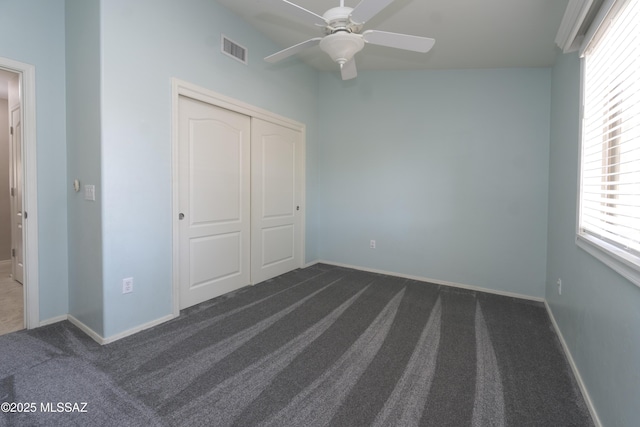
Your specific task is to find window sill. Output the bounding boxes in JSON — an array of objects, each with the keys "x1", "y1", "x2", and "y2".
[{"x1": 576, "y1": 233, "x2": 640, "y2": 289}]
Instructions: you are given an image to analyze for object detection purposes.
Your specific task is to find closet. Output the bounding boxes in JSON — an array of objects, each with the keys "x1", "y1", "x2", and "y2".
[{"x1": 175, "y1": 90, "x2": 304, "y2": 310}]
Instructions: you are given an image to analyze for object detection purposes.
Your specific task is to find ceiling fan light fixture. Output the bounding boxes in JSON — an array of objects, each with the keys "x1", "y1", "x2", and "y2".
[{"x1": 319, "y1": 32, "x2": 365, "y2": 65}]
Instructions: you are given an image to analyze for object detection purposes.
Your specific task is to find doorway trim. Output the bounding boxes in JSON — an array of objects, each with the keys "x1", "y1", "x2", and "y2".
[
  {"x1": 170, "y1": 78, "x2": 306, "y2": 317},
  {"x1": 0, "y1": 56, "x2": 39, "y2": 329}
]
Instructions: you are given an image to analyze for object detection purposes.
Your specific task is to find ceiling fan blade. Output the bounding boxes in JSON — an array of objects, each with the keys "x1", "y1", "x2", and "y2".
[
  {"x1": 277, "y1": 0, "x2": 327, "y2": 27},
  {"x1": 264, "y1": 37, "x2": 323, "y2": 63},
  {"x1": 362, "y1": 30, "x2": 435, "y2": 53},
  {"x1": 340, "y1": 58, "x2": 357, "y2": 80},
  {"x1": 350, "y1": 0, "x2": 396, "y2": 24}
]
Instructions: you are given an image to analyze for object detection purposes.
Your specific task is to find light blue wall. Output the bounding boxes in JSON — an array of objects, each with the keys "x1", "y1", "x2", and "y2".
[
  {"x1": 0, "y1": 0, "x2": 69, "y2": 321},
  {"x1": 65, "y1": 0, "x2": 103, "y2": 335},
  {"x1": 3, "y1": 6, "x2": 639, "y2": 424},
  {"x1": 547, "y1": 51, "x2": 640, "y2": 427},
  {"x1": 98, "y1": 0, "x2": 319, "y2": 338},
  {"x1": 317, "y1": 69, "x2": 551, "y2": 298}
]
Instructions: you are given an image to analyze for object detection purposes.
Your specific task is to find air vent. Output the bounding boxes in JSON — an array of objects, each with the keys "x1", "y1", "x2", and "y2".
[{"x1": 221, "y1": 35, "x2": 248, "y2": 64}]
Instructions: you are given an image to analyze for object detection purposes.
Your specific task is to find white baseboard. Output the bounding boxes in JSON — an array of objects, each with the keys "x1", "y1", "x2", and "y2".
[
  {"x1": 313, "y1": 260, "x2": 545, "y2": 302},
  {"x1": 544, "y1": 301, "x2": 602, "y2": 427},
  {"x1": 303, "y1": 260, "x2": 320, "y2": 269},
  {"x1": 67, "y1": 313, "x2": 176, "y2": 345},
  {"x1": 39, "y1": 314, "x2": 68, "y2": 327},
  {"x1": 101, "y1": 314, "x2": 175, "y2": 345},
  {"x1": 67, "y1": 315, "x2": 105, "y2": 344}
]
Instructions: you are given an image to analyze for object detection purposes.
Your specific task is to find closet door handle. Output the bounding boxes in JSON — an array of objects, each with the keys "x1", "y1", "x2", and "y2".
[{"x1": 179, "y1": 213, "x2": 185, "y2": 220}]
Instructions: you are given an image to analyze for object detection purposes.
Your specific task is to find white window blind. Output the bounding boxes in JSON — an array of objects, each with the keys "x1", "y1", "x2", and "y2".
[{"x1": 579, "y1": 0, "x2": 640, "y2": 268}]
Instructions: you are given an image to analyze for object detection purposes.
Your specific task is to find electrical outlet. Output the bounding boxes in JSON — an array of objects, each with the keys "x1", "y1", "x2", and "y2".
[
  {"x1": 557, "y1": 278, "x2": 562, "y2": 295},
  {"x1": 370, "y1": 240, "x2": 376, "y2": 249},
  {"x1": 122, "y1": 277, "x2": 133, "y2": 294}
]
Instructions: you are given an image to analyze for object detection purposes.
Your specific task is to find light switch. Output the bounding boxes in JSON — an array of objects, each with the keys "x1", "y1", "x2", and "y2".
[{"x1": 84, "y1": 184, "x2": 96, "y2": 201}]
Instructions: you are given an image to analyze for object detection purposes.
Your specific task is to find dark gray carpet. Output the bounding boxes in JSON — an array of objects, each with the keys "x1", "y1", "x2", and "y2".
[{"x1": 0, "y1": 264, "x2": 594, "y2": 426}]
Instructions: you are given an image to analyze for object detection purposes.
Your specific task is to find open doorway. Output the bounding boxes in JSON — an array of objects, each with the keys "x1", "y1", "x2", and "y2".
[
  {"x1": 0, "y1": 56, "x2": 39, "y2": 334},
  {"x1": 0, "y1": 68, "x2": 23, "y2": 335}
]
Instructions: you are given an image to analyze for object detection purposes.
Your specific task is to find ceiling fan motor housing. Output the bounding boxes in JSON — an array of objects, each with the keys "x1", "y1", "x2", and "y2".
[{"x1": 322, "y1": 7, "x2": 363, "y2": 34}]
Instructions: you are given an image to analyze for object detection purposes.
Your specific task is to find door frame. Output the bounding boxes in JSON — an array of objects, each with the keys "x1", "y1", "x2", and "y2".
[
  {"x1": 171, "y1": 78, "x2": 306, "y2": 317},
  {"x1": 0, "y1": 57, "x2": 39, "y2": 329}
]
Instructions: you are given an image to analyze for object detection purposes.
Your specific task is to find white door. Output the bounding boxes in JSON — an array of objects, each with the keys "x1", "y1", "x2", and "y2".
[
  {"x1": 10, "y1": 105, "x2": 23, "y2": 285},
  {"x1": 178, "y1": 96, "x2": 251, "y2": 309},
  {"x1": 251, "y1": 118, "x2": 303, "y2": 284}
]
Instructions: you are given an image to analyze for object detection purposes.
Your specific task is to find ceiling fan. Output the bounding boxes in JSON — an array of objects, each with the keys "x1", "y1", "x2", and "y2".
[{"x1": 264, "y1": 0, "x2": 435, "y2": 80}]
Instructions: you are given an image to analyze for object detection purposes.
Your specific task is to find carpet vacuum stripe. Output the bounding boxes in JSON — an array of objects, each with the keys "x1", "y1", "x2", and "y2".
[
  {"x1": 163, "y1": 284, "x2": 371, "y2": 427},
  {"x1": 0, "y1": 264, "x2": 594, "y2": 427},
  {"x1": 330, "y1": 279, "x2": 441, "y2": 426},
  {"x1": 260, "y1": 287, "x2": 406, "y2": 426}
]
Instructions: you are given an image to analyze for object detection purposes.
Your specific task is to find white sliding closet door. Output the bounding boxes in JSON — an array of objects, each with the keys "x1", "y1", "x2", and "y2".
[
  {"x1": 251, "y1": 118, "x2": 303, "y2": 285},
  {"x1": 178, "y1": 96, "x2": 251, "y2": 309}
]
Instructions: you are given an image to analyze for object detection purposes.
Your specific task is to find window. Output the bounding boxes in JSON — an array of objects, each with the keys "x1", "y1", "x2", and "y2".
[{"x1": 578, "y1": 0, "x2": 640, "y2": 286}]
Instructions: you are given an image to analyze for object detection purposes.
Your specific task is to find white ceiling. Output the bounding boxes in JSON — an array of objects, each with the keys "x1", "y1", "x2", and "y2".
[
  {"x1": 216, "y1": 0, "x2": 569, "y2": 71},
  {"x1": 0, "y1": 1, "x2": 570, "y2": 99}
]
